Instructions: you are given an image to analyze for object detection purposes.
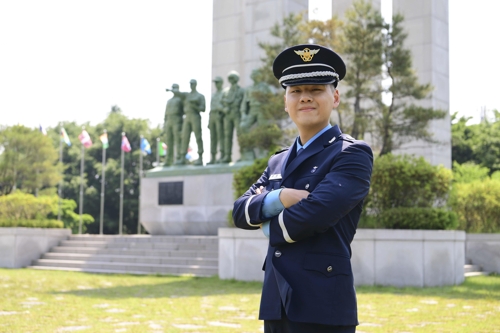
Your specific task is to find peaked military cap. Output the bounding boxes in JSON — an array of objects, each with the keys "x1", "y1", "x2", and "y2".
[{"x1": 273, "y1": 44, "x2": 346, "y2": 88}]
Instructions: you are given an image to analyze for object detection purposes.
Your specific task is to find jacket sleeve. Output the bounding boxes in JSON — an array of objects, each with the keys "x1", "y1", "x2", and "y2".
[
  {"x1": 269, "y1": 142, "x2": 373, "y2": 246},
  {"x1": 232, "y1": 166, "x2": 271, "y2": 230}
]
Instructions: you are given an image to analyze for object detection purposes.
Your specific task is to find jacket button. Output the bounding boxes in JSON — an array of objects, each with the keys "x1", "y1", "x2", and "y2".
[
  {"x1": 327, "y1": 266, "x2": 333, "y2": 272},
  {"x1": 274, "y1": 250, "x2": 282, "y2": 258},
  {"x1": 305, "y1": 184, "x2": 310, "y2": 190}
]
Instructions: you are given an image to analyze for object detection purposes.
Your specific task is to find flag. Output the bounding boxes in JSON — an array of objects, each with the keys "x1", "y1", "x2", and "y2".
[
  {"x1": 157, "y1": 141, "x2": 167, "y2": 156},
  {"x1": 99, "y1": 133, "x2": 109, "y2": 149},
  {"x1": 78, "y1": 130, "x2": 92, "y2": 148},
  {"x1": 60, "y1": 128, "x2": 71, "y2": 146},
  {"x1": 39, "y1": 124, "x2": 47, "y2": 135},
  {"x1": 121, "y1": 135, "x2": 131, "y2": 152},
  {"x1": 141, "y1": 138, "x2": 151, "y2": 154}
]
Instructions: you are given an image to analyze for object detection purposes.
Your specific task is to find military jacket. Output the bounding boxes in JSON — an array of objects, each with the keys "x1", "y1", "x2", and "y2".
[{"x1": 232, "y1": 125, "x2": 373, "y2": 326}]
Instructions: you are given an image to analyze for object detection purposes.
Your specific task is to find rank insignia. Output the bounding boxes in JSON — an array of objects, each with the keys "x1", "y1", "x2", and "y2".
[{"x1": 294, "y1": 48, "x2": 320, "y2": 62}]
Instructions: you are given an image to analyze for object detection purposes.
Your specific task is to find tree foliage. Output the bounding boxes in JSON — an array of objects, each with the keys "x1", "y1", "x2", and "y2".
[
  {"x1": 0, "y1": 125, "x2": 61, "y2": 195},
  {"x1": 376, "y1": 14, "x2": 446, "y2": 155},
  {"x1": 451, "y1": 111, "x2": 500, "y2": 173},
  {"x1": 340, "y1": 0, "x2": 384, "y2": 138}
]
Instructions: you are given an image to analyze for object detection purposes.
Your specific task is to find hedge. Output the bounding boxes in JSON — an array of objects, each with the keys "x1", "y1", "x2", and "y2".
[
  {"x1": 0, "y1": 219, "x2": 64, "y2": 228},
  {"x1": 378, "y1": 207, "x2": 458, "y2": 230}
]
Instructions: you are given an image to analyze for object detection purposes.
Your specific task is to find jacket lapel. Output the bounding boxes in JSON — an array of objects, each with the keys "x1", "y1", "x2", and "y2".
[{"x1": 281, "y1": 126, "x2": 342, "y2": 183}]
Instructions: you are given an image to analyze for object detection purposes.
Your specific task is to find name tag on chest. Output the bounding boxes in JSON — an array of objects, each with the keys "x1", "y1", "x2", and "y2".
[{"x1": 269, "y1": 174, "x2": 282, "y2": 180}]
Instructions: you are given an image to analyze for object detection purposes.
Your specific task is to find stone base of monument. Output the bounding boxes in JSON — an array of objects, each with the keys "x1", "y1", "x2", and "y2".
[{"x1": 140, "y1": 162, "x2": 251, "y2": 235}]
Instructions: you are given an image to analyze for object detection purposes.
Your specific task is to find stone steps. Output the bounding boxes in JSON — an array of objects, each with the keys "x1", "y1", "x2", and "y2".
[
  {"x1": 464, "y1": 260, "x2": 490, "y2": 277},
  {"x1": 29, "y1": 235, "x2": 218, "y2": 277}
]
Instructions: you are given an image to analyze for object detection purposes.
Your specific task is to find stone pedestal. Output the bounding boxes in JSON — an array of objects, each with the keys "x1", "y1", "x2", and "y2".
[{"x1": 140, "y1": 163, "x2": 251, "y2": 235}]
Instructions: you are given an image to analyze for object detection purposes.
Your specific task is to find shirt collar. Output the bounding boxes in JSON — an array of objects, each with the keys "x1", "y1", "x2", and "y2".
[{"x1": 296, "y1": 124, "x2": 332, "y2": 152}]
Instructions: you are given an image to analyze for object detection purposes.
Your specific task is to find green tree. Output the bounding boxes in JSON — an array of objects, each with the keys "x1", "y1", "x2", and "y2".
[
  {"x1": 0, "y1": 125, "x2": 61, "y2": 195},
  {"x1": 341, "y1": 0, "x2": 384, "y2": 139},
  {"x1": 258, "y1": 13, "x2": 308, "y2": 88},
  {"x1": 451, "y1": 110, "x2": 500, "y2": 173},
  {"x1": 377, "y1": 14, "x2": 446, "y2": 155}
]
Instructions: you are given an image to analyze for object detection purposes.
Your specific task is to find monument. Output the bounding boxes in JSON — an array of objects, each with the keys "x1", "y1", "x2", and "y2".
[
  {"x1": 220, "y1": 71, "x2": 245, "y2": 163},
  {"x1": 140, "y1": 0, "x2": 452, "y2": 235},
  {"x1": 163, "y1": 84, "x2": 184, "y2": 166},
  {"x1": 176, "y1": 79, "x2": 206, "y2": 166},
  {"x1": 207, "y1": 76, "x2": 225, "y2": 164},
  {"x1": 140, "y1": 76, "x2": 251, "y2": 235}
]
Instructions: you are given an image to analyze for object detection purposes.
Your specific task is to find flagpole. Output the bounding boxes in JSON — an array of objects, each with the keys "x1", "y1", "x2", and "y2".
[
  {"x1": 99, "y1": 129, "x2": 107, "y2": 235},
  {"x1": 119, "y1": 132, "x2": 125, "y2": 235},
  {"x1": 138, "y1": 135, "x2": 143, "y2": 234},
  {"x1": 79, "y1": 127, "x2": 85, "y2": 235},
  {"x1": 156, "y1": 138, "x2": 160, "y2": 166},
  {"x1": 58, "y1": 125, "x2": 63, "y2": 221}
]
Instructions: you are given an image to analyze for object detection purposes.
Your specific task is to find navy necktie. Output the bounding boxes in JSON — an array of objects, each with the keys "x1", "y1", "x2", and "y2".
[{"x1": 286, "y1": 147, "x2": 303, "y2": 168}]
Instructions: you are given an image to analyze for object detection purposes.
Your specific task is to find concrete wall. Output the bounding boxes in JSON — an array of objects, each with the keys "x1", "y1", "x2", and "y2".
[
  {"x1": 141, "y1": 167, "x2": 238, "y2": 235},
  {"x1": 391, "y1": 0, "x2": 451, "y2": 168},
  {"x1": 219, "y1": 228, "x2": 465, "y2": 286},
  {"x1": 352, "y1": 229, "x2": 464, "y2": 287},
  {"x1": 0, "y1": 228, "x2": 71, "y2": 268},
  {"x1": 466, "y1": 234, "x2": 500, "y2": 274}
]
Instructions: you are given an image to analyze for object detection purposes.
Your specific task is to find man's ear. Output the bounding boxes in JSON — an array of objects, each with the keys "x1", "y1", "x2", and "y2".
[
  {"x1": 283, "y1": 95, "x2": 288, "y2": 113},
  {"x1": 333, "y1": 89, "x2": 340, "y2": 108}
]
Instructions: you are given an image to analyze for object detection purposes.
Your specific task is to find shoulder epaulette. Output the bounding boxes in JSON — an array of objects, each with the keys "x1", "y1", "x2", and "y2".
[
  {"x1": 272, "y1": 147, "x2": 289, "y2": 156},
  {"x1": 340, "y1": 134, "x2": 355, "y2": 143}
]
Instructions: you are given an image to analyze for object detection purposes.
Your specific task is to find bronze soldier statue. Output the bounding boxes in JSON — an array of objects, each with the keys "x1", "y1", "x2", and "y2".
[
  {"x1": 176, "y1": 79, "x2": 206, "y2": 166},
  {"x1": 163, "y1": 83, "x2": 184, "y2": 166},
  {"x1": 240, "y1": 69, "x2": 272, "y2": 160},
  {"x1": 220, "y1": 71, "x2": 244, "y2": 163},
  {"x1": 207, "y1": 76, "x2": 225, "y2": 164}
]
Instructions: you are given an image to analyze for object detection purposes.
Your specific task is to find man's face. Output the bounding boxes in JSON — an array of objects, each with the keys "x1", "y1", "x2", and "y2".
[{"x1": 284, "y1": 84, "x2": 339, "y2": 131}]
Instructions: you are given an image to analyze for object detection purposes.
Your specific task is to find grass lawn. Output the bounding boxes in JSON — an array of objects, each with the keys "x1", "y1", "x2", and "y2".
[{"x1": 0, "y1": 269, "x2": 498, "y2": 333}]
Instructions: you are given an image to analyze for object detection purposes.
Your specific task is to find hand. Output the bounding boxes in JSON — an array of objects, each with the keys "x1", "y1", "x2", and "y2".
[
  {"x1": 255, "y1": 186, "x2": 264, "y2": 195},
  {"x1": 279, "y1": 188, "x2": 309, "y2": 208}
]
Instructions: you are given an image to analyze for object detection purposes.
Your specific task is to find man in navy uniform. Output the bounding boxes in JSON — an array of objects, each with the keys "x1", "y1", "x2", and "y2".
[{"x1": 232, "y1": 44, "x2": 373, "y2": 332}]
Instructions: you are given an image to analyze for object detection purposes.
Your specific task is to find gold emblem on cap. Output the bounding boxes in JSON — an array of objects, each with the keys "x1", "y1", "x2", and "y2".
[{"x1": 294, "y1": 48, "x2": 320, "y2": 62}]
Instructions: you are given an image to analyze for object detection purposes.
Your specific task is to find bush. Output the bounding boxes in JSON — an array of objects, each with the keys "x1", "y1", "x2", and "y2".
[
  {"x1": 0, "y1": 192, "x2": 93, "y2": 232},
  {"x1": 366, "y1": 154, "x2": 452, "y2": 215},
  {"x1": 232, "y1": 156, "x2": 269, "y2": 199},
  {"x1": 452, "y1": 161, "x2": 490, "y2": 183},
  {"x1": 0, "y1": 219, "x2": 64, "y2": 228},
  {"x1": 378, "y1": 207, "x2": 458, "y2": 230},
  {"x1": 0, "y1": 192, "x2": 54, "y2": 220},
  {"x1": 450, "y1": 179, "x2": 500, "y2": 233}
]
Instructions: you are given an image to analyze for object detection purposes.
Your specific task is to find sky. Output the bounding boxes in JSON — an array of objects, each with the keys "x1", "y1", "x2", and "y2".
[{"x1": 1, "y1": 0, "x2": 499, "y2": 134}]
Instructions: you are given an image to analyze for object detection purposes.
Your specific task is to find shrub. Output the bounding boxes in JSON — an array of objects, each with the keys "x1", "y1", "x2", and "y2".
[
  {"x1": 378, "y1": 207, "x2": 458, "y2": 230},
  {"x1": 450, "y1": 179, "x2": 500, "y2": 233},
  {"x1": 452, "y1": 161, "x2": 490, "y2": 183},
  {"x1": 0, "y1": 192, "x2": 93, "y2": 232},
  {"x1": 366, "y1": 154, "x2": 452, "y2": 215},
  {"x1": 0, "y1": 192, "x2": 53, "y2": 220},
  {"x1": 232, "y1": 156, "x2": 269, "y2": 199},
  {"x1": 0, "y1": 219, "x2": 64, "y2": 228}
]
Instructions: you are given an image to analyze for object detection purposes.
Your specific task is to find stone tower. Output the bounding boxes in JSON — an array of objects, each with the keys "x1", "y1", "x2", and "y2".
[{"x1": 211, "y1": 0, "x2": 451, "y2": 168}]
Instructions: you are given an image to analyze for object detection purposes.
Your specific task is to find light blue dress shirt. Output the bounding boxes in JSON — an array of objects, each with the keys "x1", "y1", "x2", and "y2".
[{"x1": 261, "y1": 124, "x2": 332, "y2": 237}]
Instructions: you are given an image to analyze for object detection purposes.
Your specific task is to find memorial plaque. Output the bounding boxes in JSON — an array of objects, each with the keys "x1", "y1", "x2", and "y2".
[{"x1": 158, "y1": 181, "x2": 183, "y2": 205}]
